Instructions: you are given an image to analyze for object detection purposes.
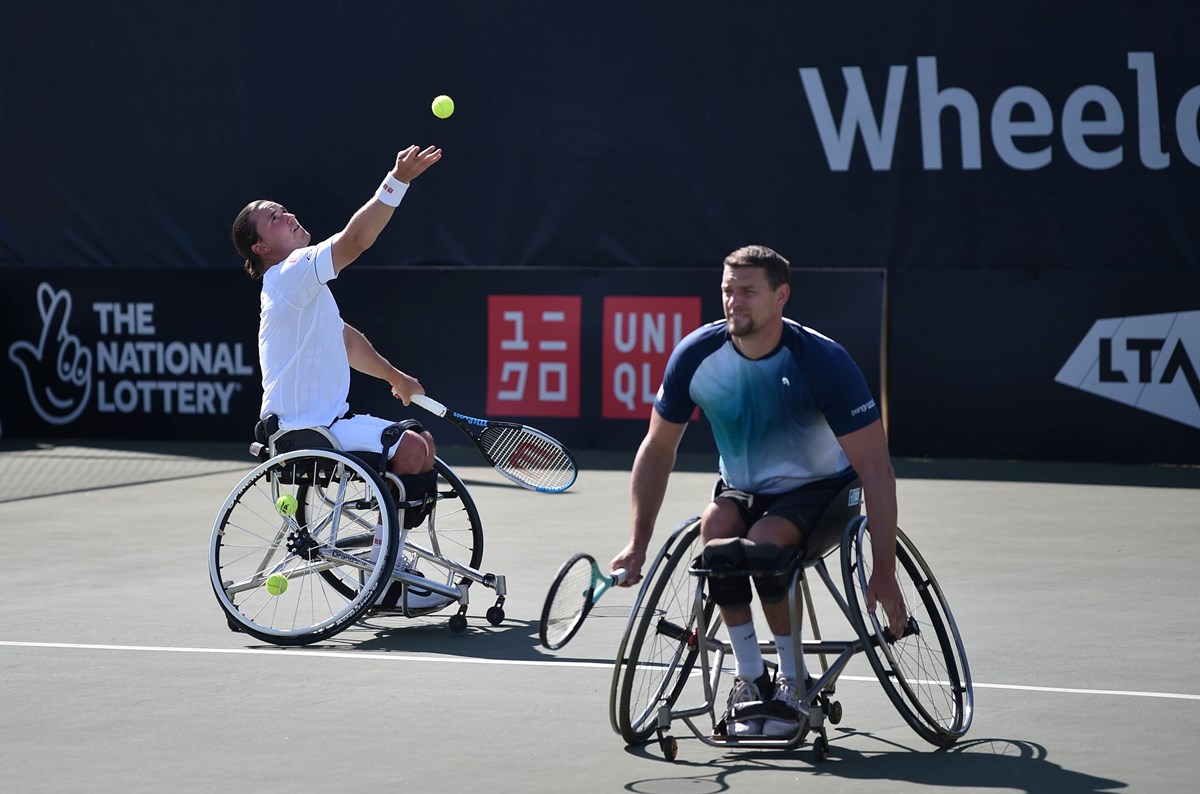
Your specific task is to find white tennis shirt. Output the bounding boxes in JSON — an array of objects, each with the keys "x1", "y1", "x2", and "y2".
[{"x1": 257, "y1": 239, "x2": 351, "y2": 428}]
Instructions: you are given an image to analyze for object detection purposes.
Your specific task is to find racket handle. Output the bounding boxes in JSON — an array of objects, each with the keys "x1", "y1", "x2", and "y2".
[
  {"x1": 410, "y1": 393, "x2": 448, "y2": 417},
  {"x1": 611, "y1": 568, "x2": 629, "y2": 586}
]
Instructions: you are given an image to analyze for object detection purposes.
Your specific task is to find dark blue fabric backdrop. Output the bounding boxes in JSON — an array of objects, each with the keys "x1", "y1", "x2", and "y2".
[{"x1": 1, "y1": 1, "x2": 1197, "y2": 273}]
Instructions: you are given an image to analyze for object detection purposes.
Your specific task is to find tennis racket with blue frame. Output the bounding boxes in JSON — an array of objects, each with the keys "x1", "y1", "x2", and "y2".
[{"x1": 410, "y1": 394, "x2": 577, "y2": 494}]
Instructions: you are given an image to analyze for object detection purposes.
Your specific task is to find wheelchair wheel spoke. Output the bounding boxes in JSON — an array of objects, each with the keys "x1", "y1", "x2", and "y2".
[
  {"x1": 844, "y1": 518, "x2": 973, "y2": 746},
  {"x1": 614, "y1": 520, "x2": 710, "y2": 745},
  {"x1": 210, "y1": 450, "x2": 400, "y2": 645}
]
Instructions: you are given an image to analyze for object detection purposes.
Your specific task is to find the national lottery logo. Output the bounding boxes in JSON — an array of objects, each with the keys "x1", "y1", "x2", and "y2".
[
  {"x1": 8, "y1": 284, "x2": 93, "y2": 425},
  {"x1": 7, "y1": 282, "x2": 256, "y2": 426}
]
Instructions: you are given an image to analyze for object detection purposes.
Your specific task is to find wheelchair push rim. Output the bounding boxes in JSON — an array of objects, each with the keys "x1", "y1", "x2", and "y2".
[
  {"x1": 842, "y1": 517, "x2": 974, "y2": 746},
  {"x1": 610, "y1": 518, "x2": 712, "y2": 745}
]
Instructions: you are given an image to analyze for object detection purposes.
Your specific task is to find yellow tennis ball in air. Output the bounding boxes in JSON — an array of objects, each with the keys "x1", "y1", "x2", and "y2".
[
  {"x1": 431, "y1": 94, "x2": 455, "y2": 119},
  {"x1": 265, "y1": 574, "x2": 288, "y2": 596},
  {"x1": 276, "y1": 493, "x2": 298, "y2": 516}
]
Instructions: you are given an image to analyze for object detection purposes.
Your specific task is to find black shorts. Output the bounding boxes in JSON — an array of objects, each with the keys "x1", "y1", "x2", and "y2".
[{"x1": 712, "y1": 468, "x2": 859, "y2": 537}]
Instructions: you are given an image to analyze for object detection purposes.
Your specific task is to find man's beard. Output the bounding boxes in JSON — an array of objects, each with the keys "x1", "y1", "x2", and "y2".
[{"x1": 727, "y1": 314, "x2": 755, "y2": 336}]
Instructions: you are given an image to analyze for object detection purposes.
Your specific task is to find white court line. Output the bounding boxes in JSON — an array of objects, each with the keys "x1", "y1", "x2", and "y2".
[{"x1": 3, "y1": 640, "x2": 1199, "y2": 702}]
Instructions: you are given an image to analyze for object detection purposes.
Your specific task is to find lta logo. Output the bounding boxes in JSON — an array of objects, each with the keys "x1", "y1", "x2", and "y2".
[{"x1": 1056, "y1": 311, "x2": 1200, "y2": 430}]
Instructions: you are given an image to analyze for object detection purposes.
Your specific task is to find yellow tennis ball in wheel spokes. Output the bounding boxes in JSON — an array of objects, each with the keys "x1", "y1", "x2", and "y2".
[
  {"x1": 432, "y1": 94, "x2": 455, "y2": 119},
  {"x1": 276, "y1": 493, "x2": 298, "y2": 516},
  {"x1": 265, "y1": 574, "x2": 288, "y2": 596}
]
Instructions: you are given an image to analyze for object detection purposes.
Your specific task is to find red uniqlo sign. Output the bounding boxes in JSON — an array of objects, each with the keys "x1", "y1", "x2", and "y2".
[
  {"x1": 602, "y1": 296, "x2": 702, "y2": 420},
  {"x1": 487, "y1": 295, "x2": 581, "y2": 417}
]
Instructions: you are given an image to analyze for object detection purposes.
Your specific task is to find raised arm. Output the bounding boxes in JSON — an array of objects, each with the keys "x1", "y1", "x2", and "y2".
[
  {"x1": 612, "y1": 410, "x2": 688, "y2": 585},
  {"x1": 329, "y1": 145, "x2": 442, "y2": 273}
]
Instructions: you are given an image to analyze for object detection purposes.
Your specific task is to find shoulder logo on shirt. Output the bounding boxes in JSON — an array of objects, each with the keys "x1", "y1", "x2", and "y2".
[
  {"x1": 850, "y1": 398, "x2": 876, "y2": 417},
  {"x1": 781, "y1": 376, "x2": 791, "y2": 387}
]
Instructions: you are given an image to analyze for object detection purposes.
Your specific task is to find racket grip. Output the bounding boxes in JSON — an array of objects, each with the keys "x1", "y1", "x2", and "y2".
[
  {"x1": 410, "y1": 393, "x2": 448, "y2": 417},
  {"x1": 612, "y1": 568, "x2": 629, "y2": 585}
]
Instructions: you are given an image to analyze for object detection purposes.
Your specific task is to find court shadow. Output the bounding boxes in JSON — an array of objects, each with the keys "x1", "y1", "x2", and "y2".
[
  {"x1": 353, "y1": 616, "x2": 545, "y2": 659},
  {"x1": 253, "y1": 616, "x2": 619, "y2": 667},
  {"x1": 620, "y1": 736, "x2": 1126, "y2": 794}
]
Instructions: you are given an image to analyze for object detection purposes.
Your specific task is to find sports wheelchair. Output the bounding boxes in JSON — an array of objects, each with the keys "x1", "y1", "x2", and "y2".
[
  {"x1": 609, "y1": 480, "x2": 972, "y2": 762},
  {"x1": 208, "y1": 416, "x2": 507, "y2": 645}
]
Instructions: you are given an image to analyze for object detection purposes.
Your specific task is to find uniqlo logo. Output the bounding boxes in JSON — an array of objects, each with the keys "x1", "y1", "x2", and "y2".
[
  {"x1": 487, "y1": 295, "x2": 581, "y2": 417},
  {"x1": 602, "y1": 296, "x2": 701, "y2": 419}
]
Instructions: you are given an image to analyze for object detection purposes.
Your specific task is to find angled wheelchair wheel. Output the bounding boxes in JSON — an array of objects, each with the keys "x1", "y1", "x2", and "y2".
[
  {"x1": 842, "y1": 517, "x2": 974, "y2": 746},
  {"x1": 415, "y1": 457, "x2": 484, "y2": 570},
  {"x1": 381, "y1": 457, "x2": 484, "y2": 615},
  {"x1": 303, "y1": 456, "x2": 483, "y2": 613},
  {"x1": 209, "y1": 449, "x2": 399, "y2": 645},
  {"x1": 611, "y1": 518, "x2": 713, "y2": 745}
]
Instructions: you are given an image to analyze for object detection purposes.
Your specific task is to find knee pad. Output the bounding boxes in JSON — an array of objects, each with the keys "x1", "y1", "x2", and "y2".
[
  {"x1": 380, "y1": 419, "x2": 427, "y2": 451},
  {"x1": 747, "y1": 543, "x2": 800, "y2": 605},
  {"x1": 396, "y1": 470, "x2": 438, "y2": 529},
  {"x1": 701, "y1": 538, "x2": 752, "y2": 608}
]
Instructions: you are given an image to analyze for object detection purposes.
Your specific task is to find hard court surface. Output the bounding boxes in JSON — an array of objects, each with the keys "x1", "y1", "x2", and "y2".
[{"x1": 1, "y1": 440, "x2": 1197, "y2": 793}]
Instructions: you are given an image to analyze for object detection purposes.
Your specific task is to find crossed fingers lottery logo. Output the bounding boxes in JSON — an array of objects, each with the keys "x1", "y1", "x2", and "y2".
[
  {"x1": 8, "y1": 283, "x2": 92, "y2": 425},
  {"x1": 6, "y1": 281, "x2": 256, "y2": 429}
]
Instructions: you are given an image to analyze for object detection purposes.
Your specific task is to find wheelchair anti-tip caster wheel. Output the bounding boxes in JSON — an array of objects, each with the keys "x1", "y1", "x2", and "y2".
[
  {"x1": 829, "y1": 700, "x2": 843, "y2": 724},
  {"x1": 486, "y1": 606, "x2": 505, "y2": 626},
  {"x1": 448, "y1": 613, "x2": 468, "y2": 634}
]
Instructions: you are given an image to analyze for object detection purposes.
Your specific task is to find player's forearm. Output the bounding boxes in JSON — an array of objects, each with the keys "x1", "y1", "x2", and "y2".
[
  {"x1": 628, "y1": 439, "x2": 676, "y2": 552},
  {"x1": 343, "y1": 324, "x2": 401, "y2": 384},
  {"x1": 332, "y1": 200, "x2": 396, "y2": 272},
  {"x1": 861, "y1": 463, "x2": 898, "y2": 575}
]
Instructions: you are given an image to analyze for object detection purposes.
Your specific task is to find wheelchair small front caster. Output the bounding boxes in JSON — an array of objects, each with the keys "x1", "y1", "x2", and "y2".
[
  {"x1": 812, "y1": 734, "x2": 829, "y2": 762},
  {"x1": 659, "y1": 734, "x2": 678, "y2": 761},
  {"x1": 448, "y1": 613, "x2": 468, "y2": 634},
  {"x1": 486, "y1": 605, "x2": 505, "y2": 625}
]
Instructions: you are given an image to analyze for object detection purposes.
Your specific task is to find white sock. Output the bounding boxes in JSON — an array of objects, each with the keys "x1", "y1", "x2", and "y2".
[
  {"x1": 777, "y1": 632, "x2": 812, "y2": 684},
  {"x1": 368, "y1": 524, "x2": 409, "y2": 570},
  {"x1": 368, "y1": 524, "x2": 384, "y2": 564},
  {"x1": 775, "y1": 633, "x2": 799, "y2": 681},
  {"x1": 729, "y1": 622, "x2": 765, "y2": 680}
]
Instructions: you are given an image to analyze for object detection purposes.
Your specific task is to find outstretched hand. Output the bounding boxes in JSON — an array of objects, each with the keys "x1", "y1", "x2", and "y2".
[{"x1": 393, "y1": 145, "x2": 442, "y2": 183}]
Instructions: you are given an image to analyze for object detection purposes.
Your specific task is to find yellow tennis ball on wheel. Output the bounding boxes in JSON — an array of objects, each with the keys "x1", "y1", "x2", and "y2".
[
  {"x1": 431, "y1": 94, "x2": 455, "y2": 119},
  {"x1": 265, "y1": 573, "x2": 288, "y2": 596},
  {"x1": 276, "y1": 493, "x2": 298, "y2": 516}
]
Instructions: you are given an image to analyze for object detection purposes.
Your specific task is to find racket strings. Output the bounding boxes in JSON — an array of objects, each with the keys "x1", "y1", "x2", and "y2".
[
  {"x1": 480, "y1": 426, "x2": 574, "y2": 490},
  {"x1": 545, "y1": 559, "x2": 594, "y2": 646}
]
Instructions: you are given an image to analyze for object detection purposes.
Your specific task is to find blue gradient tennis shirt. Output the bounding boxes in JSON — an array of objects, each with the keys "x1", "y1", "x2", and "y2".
[{"x1": 655, "y1": 319, "x2": 879, "y2": 494}]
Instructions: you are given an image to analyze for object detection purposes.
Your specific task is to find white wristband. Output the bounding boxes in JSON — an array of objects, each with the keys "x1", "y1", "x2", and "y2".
[{"x1": 376, "y1": 174, "x2": 408, "y2": 207}]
